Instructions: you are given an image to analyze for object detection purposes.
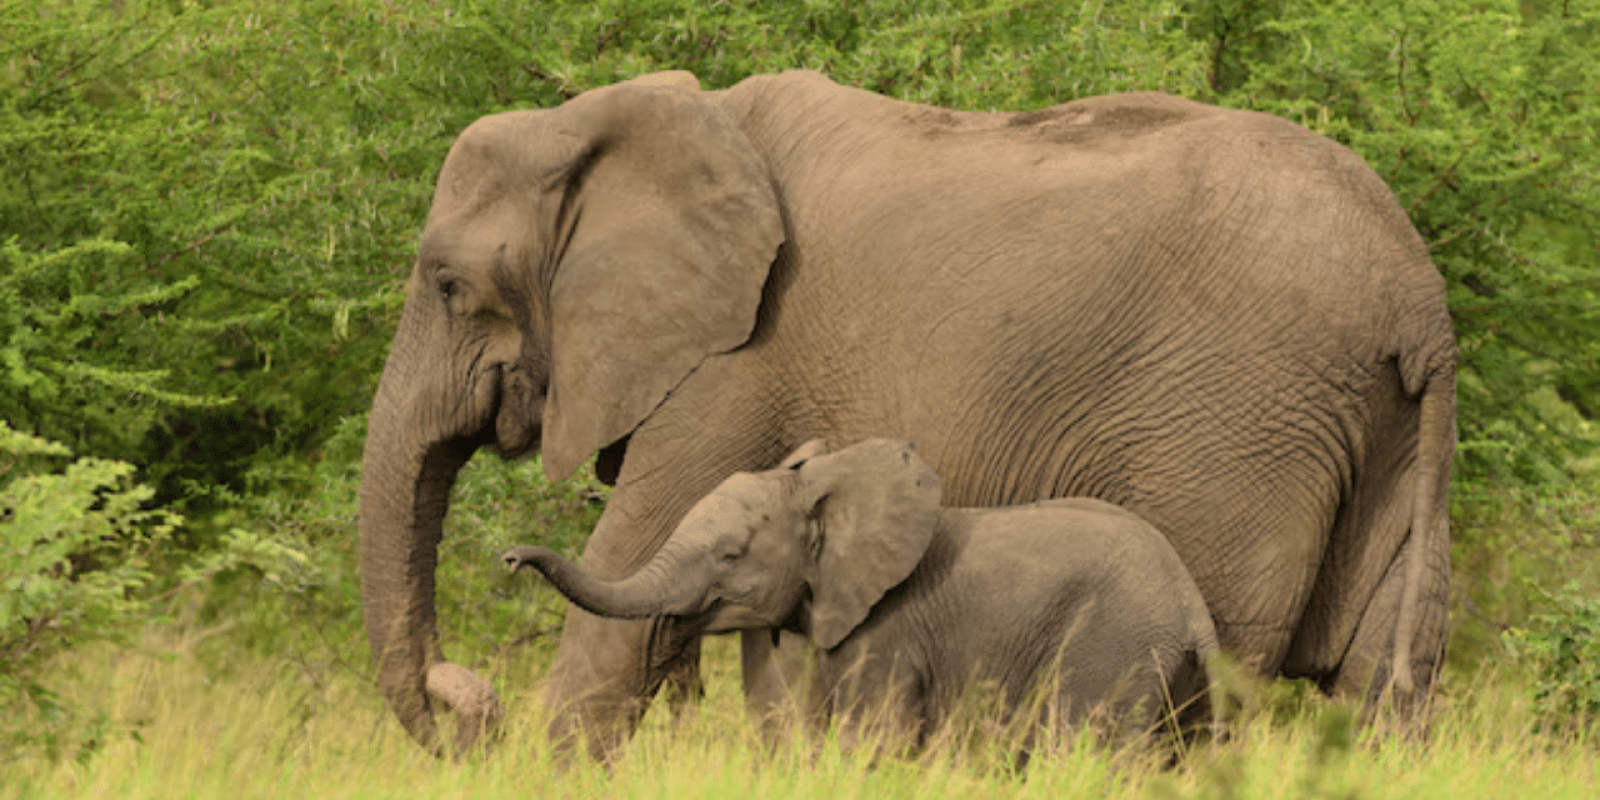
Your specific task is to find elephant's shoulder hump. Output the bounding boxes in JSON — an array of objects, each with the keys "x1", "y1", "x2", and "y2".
[
  {"x1": 722, "y1": 70, "x2": 843, "y2": 104},
  {"x1": 1003, "y1": 92, "x2": 1219, "y2": 144}
]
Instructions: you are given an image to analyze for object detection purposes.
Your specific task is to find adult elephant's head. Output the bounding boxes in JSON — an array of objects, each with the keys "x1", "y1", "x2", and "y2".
[{"x1": 357, "y1": 70, "x2": 784, "y2": 754}]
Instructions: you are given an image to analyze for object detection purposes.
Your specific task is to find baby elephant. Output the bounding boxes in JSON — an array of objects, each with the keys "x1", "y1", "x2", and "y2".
[{"x1": 504, "y1": 438, "x2": 1219, "y2": 747}]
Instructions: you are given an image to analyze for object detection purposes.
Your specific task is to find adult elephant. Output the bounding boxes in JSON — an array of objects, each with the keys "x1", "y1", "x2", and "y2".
[{"x1": 357, "y1": 69, "x2": 1456, "y2": 757}]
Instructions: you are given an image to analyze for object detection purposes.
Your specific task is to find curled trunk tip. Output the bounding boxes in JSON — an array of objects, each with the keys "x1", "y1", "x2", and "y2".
[{"x1": 426, "y1": 662, "x2": 505, "y2": 754}]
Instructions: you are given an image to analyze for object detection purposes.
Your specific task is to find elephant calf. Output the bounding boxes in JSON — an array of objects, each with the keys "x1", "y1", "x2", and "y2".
[{"x1": 504, "y1": 439, "x2": 1219, "y2": 749}]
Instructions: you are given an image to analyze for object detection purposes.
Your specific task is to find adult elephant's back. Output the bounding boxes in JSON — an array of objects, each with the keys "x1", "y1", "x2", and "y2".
[
  {"x1": 743, "y1": 80, "x2": 1452, "y2": 709},
  {"x1": 727, "y1": 80, "x2": 1453, "y2": 700}
]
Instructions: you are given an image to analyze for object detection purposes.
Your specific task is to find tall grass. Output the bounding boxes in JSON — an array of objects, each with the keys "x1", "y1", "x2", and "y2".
[
  {"x1": 3, "y1": 623, "x2": 1593, "y2": 800},
  {"x1": 7, "y1": 445, "x2": 1592, "y2": 797}
]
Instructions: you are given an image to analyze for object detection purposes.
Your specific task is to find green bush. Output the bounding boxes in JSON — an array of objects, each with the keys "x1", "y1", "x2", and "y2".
[
  {"x1": 2, "y1": 1, "x2": 462, "y2": 501},
  {"x1": 1, "y1": 422, "x2": 175, "y2": 760},
  {"x1": 1449, "y1": 484, "x2": 1598, "y2": 669},
  {"x1": 0, "y1": 422, "x2": 305, "y2": 761},
  {"x1": 6, "y1": 0, "x2": 1595, "y2": 502},
  {"x1": 0, "y1": 239, "x2": 225, "y2": 464},
  {"x1": 1503, "y1": 582, "x2": 1600, "y2": 736}
]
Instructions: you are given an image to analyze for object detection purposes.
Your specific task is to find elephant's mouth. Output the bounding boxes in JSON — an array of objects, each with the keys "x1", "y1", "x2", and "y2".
[
  {"x1": 594, "y1": 434, "x2": 630, "y2": 486},
  {"x1": 491, "y1": 364, "x2": 545, "y2": 459},
  {"x1": 703, "y1": 600, "x2": 770, "y2": 631}
]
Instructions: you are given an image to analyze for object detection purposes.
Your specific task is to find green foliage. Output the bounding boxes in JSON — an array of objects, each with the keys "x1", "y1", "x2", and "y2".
[
  {"x1": 2, "y1": 0, "x2": 465, "y2": 499},
  {"x1": 1449, "y1": 484, "x2": 1599, "y2": 669},
  {"x1": 0, "y1": 422, "x2": 175, "y2": 760},
  {"x1": 6, "y1": 0, "x2": 1595, "y2": 498},
  {"x1": 1503, "y1": 582, "x2": 1600, "y2": 736},
  {"x1": 453, "y1": 0, "x2": 1209, "y2": 106},
  {"x1": 436, "y1": 449, "x2": 609, "y2": 664},
  {"x1": 0, "y1": 239, "x2": 225, "y2": 461},
  {"x1": 0, "y1": 421, "x2": 306, "y2": 762},
  {"x1": 3, "y1": 2, "x2": 236, "y2": 471}
]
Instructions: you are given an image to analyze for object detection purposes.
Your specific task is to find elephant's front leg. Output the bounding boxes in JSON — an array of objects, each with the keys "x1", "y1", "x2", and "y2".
[
  {"x1": 541, "y1": 606, "x2": 651, "y2": 759},
  {"x1": 534, "y1": 489, "x2": 692, "y2": 759},
  {"x1": 539, "y1": 586, "x2": 711, "y2": 759},
  {"x1": 539, "y1": 367, "x2": 791, "y2": 758},
  {"x1": 741, "y1": 629, "x2": 819, "y2": 739},
  {"x1": 821, "y1": 646, "x2": 929, "y2": 758}
]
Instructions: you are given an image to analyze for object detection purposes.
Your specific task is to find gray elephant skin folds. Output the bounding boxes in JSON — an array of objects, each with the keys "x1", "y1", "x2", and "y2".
[{"x1": 356, "y1": 69, "x2": 1455, "y2": 758}]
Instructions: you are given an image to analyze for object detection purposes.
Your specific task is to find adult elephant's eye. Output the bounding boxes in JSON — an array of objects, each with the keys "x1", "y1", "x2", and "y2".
[{"x1": 437, "y1": 276, "x2": 468, "y2": 313}]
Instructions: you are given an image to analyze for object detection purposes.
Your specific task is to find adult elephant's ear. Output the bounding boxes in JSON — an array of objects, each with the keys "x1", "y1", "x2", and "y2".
[
  {"x1": 540, "y1": 81, "x2": 784, "y2": 480},
  {"x1": 797, "y1": 439, "x2": 944, "y2": 649}
]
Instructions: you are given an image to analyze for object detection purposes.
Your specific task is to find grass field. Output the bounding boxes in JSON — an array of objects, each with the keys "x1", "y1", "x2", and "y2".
[
  {"x1": 4, "y1": 1, "x2": 1597, "y2": 795},
  {"x1": 3, "y1": 611, "x2": 1594, "y2": 800},
  {"x1": 4, "y1": 457, "x2": 1596, "y2": 798}
]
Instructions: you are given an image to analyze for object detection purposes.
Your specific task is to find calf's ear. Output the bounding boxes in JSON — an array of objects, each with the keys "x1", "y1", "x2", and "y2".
[{"x1": 796, "y1": 439, "x2": 942, "y2": 649}]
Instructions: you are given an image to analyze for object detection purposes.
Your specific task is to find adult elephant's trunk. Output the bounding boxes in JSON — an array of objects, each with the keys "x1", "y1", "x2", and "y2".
[
  {"x1": 358, "y1": 313, "x2": 504, "y2": 755},
  {"x1": 504, "y1": 543, "x2": 707, "y2": 621}
]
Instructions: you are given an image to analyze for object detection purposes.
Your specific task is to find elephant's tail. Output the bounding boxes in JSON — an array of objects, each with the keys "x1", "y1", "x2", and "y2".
[{"x1": 1389, "y1": 367, "x2": 1456, "y2": 698}]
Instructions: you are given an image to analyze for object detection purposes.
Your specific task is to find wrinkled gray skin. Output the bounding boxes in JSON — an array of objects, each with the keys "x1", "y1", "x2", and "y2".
[
  {"x1": 505, "y1": 439, "x2": 1222, "y2": 747},
  {"x1": 357, "y1": 68, "x2": 1456, "y2": 758}
]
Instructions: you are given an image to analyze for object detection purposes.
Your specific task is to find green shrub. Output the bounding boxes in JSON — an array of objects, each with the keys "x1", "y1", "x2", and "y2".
[
  {"x1": 0, "y1": 422, "x2": 305, "y2": 761},
  {"x1": 1503, "y1": 582, "x2": 1600, "y2": 736},
  {"x1": 1, "y1": 1, "x2": 464, "y2": 501},
  {"x1": 1449, "y1": 484, "x2": 1599, "y2": 670},
  {"x1": 1, "y1": 422, "x2": 177, "y2": 760}
]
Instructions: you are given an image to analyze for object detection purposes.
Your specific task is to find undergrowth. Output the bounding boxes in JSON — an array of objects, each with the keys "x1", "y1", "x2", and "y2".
[{"x1": 0, "y1": 627, "x2": 1594, "y2": 800}]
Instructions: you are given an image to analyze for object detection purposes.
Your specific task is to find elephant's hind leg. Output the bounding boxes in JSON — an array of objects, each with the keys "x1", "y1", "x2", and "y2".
[
  {"x1": 1282, "y1": 366, "x2": 1450, "y2": 720},
  {"x1": 1328, "y1": 507, "x2": 1450, "y2": 721}
]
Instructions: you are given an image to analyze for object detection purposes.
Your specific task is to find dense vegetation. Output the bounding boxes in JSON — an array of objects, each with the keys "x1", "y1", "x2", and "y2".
[{"x1": 3, "y1": 0, "x2": 1596, "y2": 790}]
